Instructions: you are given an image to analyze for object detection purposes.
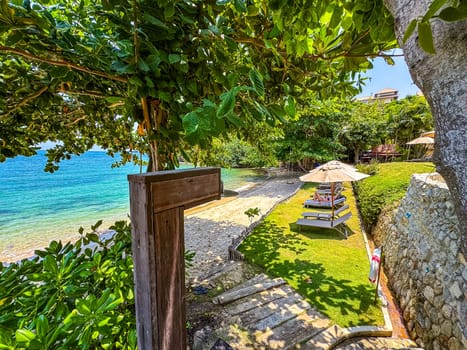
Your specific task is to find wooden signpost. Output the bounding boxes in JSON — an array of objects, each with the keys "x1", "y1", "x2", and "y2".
[{"x1": 128, "y1": 168, "x2": 222, "y2": 350}]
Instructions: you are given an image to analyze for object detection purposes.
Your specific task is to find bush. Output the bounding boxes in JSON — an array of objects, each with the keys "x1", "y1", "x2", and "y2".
[
  {"x1": 0, "y1": 221, "x2": 137, "y2": 349},
  {"x1": 354, "y1": 162, "x2": 435, "y2": 231}
]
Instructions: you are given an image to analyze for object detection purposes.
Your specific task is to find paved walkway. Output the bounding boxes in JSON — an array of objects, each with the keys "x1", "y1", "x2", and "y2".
[
  {"x1": 185, "y1": 177, "x2": 301, "y2": 278},
  {"x1": 191, "y1": 267, "x2": 421, "y2": 350}
]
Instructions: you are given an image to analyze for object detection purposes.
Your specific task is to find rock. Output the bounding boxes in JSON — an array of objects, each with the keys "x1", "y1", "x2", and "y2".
[
  {"x1": 448, "y1": 337, "x2": 461, "y2": 350},
  {"x1": 442, "y1": 304, "x2": 452, "y2": 319},
  {"x1": 440, "y1": 320, "x2": 453, "y2": 337},
  {"x1": 423, "y1": 286, "x2": 435, "y2": 304}
]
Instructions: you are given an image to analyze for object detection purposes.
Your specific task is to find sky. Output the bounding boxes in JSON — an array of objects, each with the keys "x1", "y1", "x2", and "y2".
[{"x1": 355, "y1": 54, "x2": 421, "y2": 99}]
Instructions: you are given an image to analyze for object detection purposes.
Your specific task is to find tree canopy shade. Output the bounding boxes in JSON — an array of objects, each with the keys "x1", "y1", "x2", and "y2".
[{"x1": 0, "y1": 0, "x2": 399, "y2": 171}]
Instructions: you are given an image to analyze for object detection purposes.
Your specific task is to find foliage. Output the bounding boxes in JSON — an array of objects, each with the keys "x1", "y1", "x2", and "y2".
[
  {"x1": 276, "y1": 99, "x2": 347, "y2": 165},
  {"x1": 403, "y1": 0, "x2": 467, "y2": 54},
  {"x1": 354, "y1": 162, "x2": 435, "y2": 230},
  {"x1": 339, "y1": 101, "x2": 388, "y2": 163},
  {"x1": 244, "y1": 207, "x2": 261, "y2": 224},
  {"x1": 383, "y1": 94, "x2": 433, "y2": 145},
  {"x1": 0, "y1": 221, "x2": 136, "y2": 349},
  {"x1": 238, "y1": 182, "x2": 384, "y2": 327},
  {"x1": 0, "y1": 0, "x2": 400, "y2": 171},
  {"x1": 197, "y1": 134, "x2": 277, "y2": 168}
]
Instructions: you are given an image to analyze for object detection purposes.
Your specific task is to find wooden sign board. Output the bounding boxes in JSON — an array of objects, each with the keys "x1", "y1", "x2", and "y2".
[{"x1": 128, "y1": 168, "x2": 221, "y2": 350}]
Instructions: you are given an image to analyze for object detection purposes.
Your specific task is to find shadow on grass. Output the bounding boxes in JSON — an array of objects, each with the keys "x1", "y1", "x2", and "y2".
[
  {"x1": 289, "y1": 222, "x2": 356, "y2": 240},
  {"x1": 239, "y1": 220, "x2": 379, "y2": 327}
]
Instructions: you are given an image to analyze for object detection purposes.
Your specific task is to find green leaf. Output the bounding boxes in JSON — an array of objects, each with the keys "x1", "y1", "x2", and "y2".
[
  {"x1": 248, "y1": 69, "x2": 265, "y2": 97},
  {"x1": 137, "y1": 59, "x2": 150, "y2": 72},
  {"x1": 164, "y1": 5, "x2": 175, "y2": 19},
  {"x1": 234, "y1": 0, "x2": 247, "y2": 12},
  {"x1": 217, "y1": 90, "x2": 236, "y2": 117},
  {"x1": 403, "y1": 19, "x2": 418, "y2": 43},
  {"x1": 15, "y1": 329, "x2": 36, "y2": 343},
  {"x1": 105, "y1": 96, "x2": 123, "y2": 103},
  {"x1": 439, "y1": 5, "x2": 467, "y2": 22},
  {"x1": 76, "y1": 299, "x2": 91, "y2": 315},
  {"x1": 168, "y1": 54, "x2": 181, "y2": 64},
  {"x1": 422, "y1": 0, "x2": 446, "y2": 21},
  {"x1": 284, "y1": 96, "x2": 296, "y2": 117},
  {"x1": 182, "y1": 111, "x2": 199, "y2": 134},
  {"x1": 418, "y1": 21, "x2": 436, "y2": 54},
  {"x1": 35, "y1": 315, "x2": 48, "y2": 339},
  {"x1": 143, "y1": 13, "x2": 169, "y2": 30},
  {"x1": 43, "y1": 255, "x2": 58, "y2": 274},
  {"x1": 268, "y1": 104, "x2": 286, "y2": 123}
]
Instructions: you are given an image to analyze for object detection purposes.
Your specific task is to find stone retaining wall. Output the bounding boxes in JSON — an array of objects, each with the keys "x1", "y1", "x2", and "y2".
[{"x1": 374, "y1": 173, "x2": 466, "y2": 349}]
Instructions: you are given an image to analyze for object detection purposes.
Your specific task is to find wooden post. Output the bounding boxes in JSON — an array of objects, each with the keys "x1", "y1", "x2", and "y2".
[{"x1": 128, "y1": 168, "x2": 222, "y2": 350}]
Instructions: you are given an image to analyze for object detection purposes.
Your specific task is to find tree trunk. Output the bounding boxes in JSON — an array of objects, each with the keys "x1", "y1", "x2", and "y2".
[
  {"x1": 384, "y1": 0, "x2": 467, "y2": 255},
  {"x1": 354, "y1": 146, "x2": 360, "y2": 164}
]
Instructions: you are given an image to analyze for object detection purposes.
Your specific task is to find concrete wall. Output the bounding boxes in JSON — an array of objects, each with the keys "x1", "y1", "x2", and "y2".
[{"x1": 373, "y1": 173, "x2": 466, "y2": 350}]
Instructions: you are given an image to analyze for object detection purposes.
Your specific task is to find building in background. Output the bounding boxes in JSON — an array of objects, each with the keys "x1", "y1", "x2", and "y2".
[{"x1": 356, "y1": 88, "x2": 398, "y2": 104}]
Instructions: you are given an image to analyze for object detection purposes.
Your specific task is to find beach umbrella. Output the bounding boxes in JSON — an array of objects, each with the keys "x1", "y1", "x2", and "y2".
[
  {"x1": 299, "y1": 161, "x2": 370, "y2": 217},
  {"x1": 406, "y1": 136, "x2": 434, "y2": 160},
  {"x1": 406, "y1": 136, "x2": 434, "y2": 145}
]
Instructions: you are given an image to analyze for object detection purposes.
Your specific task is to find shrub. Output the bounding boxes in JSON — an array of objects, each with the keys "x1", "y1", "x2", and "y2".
[
  {"x1": 0, "y1": 221, "x2": 137, "y2": 349},
  {"x1": 354, "y1": 162, "x2": 435, "y2": 231}
]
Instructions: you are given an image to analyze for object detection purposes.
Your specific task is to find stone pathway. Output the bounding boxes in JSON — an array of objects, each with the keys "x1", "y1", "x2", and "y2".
[
  {"x1": 192, "y1": 272, "x2": 331, "y2": 349},
  {"x1": 185, "y1": 177, "x2": 301, "y2": 279},
  {"x1": 191, "y1": 270, "x2": 422, "y2": 350}
]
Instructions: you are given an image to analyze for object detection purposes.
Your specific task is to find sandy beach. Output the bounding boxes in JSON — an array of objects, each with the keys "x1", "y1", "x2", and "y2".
[{"x1": 184, "y1": 177, "x2": 302, "y2": 279}]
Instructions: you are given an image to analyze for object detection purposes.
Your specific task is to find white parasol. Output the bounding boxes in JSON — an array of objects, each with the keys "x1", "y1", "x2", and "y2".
[{"x1": 299, "y1": 161, "x2": 370, "y2": 216}]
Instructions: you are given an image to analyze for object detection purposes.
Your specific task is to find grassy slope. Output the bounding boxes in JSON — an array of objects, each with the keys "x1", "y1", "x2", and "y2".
[
  {"x1": 355, "y1": 162, "x2": 435, "y2": 229},
  {"x1": 238, "y1": 182, "x2": 384, "y2": 328}
]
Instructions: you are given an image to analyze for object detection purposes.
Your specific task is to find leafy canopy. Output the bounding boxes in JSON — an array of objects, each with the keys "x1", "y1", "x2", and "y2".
[{"x1": 1, "y1": 0, "x2": 399, "y2": 171}]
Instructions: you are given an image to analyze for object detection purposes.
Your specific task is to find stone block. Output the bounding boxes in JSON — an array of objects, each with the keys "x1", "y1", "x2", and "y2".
[
  {"x1": 440, "y1": 320, "x2": 453, "y2": 337},
  {"x1": 449, "y1": 282, "x2": 462, "y2": 299},
  {"x1": 423, "y1": 286, "x2": 435, "y2": 304},
  {"x1": 442, "y1": 304, "x2": 452, "y2": 319},
  {"x1": 448, "y1": 337, "x2": 461, "y2": 350}
]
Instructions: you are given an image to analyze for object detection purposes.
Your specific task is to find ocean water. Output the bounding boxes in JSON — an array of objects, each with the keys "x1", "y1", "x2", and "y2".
[{"x1": 0, "y1": 151, "x2": 266, "y2": 261}]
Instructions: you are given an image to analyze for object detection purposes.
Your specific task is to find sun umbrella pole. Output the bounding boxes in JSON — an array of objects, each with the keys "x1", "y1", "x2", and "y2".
[{"x1": 331, "y1": 182, "x2": 335, "y2": 217}]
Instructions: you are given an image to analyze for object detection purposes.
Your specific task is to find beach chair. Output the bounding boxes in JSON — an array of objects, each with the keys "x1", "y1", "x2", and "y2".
[
  {"x1": 296, "y1": 212, "x2": 352, "y2": 238},
  {"x1": 304, "y1": 196, "x2": 346, "y2": 208}
]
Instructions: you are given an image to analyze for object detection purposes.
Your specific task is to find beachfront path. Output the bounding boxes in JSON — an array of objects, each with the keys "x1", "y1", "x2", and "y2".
[{"x1": 185, "y1": 177, "x2": 301, "y2": 279}]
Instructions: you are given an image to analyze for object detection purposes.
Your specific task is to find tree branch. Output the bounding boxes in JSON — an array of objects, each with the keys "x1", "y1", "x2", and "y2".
[
  {"x1": 1, "y1": 85, "x2": 48, "y2": 117},
  {"x1": 234, "y1": 35, "x2": 404, "y2": 61},
  {"x1": 0, "y1": 46, "x2": 128, "y2": 83}
]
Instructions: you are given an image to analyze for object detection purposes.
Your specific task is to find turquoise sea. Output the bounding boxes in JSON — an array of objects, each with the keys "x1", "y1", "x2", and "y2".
[{"x1": 0, "y1": 151, "x2": 266, "y2": 261}]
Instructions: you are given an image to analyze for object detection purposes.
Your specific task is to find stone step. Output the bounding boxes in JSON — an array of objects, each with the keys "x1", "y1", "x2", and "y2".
[
  {"x1": 224, "y1": 273, "x2": 271, "y2": 294},
  {"x1": 253, "y1": 308, "x2": 331, "y2": 350},
  {"x1": 227, "y1": 284, "x2": 296, "y2": 316},
  {"x1": 239, "y1": 291, "x2": 311, "y2": 330},
  {"x1": 212, "y1": 277, "x2": 286, "y2": 305}
]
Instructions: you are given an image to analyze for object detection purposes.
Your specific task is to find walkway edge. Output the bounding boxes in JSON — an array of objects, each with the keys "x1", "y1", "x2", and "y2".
[{"x1": 305, "y1": 324, "x2": 392, "y2": 349}]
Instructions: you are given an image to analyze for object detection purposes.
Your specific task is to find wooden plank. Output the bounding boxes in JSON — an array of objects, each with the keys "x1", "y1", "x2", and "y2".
[
  {"x1": 129, "y1": 179, "x2": 158, "y2": 350},
  {"x1": 154, "y1": 207, "x2": 186, "y2": 350},
  {"x1": 128, "y1": 168, "x2": 221, "y2": 212},
  {"x1": 151, "y1": 172, "x2": 220, "y2": 212}
]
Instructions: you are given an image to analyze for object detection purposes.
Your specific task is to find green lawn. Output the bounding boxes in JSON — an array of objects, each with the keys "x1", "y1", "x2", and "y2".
[{"x1": 238, "y1": 182, "x2": 384, "y2": 328}]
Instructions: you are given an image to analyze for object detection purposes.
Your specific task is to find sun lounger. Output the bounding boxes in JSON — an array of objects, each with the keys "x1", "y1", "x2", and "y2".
[
  {"x1": 301, "y1": 204, "x2": 350, "y2": 221},
  {"x1": 304, "y1": 196, "x2": 346, "y2": 208},
  {"x1": 296, "y1": 212, "x2": 352, "y2": 238}
]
